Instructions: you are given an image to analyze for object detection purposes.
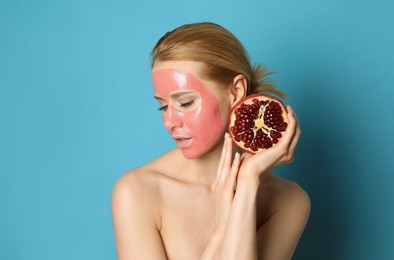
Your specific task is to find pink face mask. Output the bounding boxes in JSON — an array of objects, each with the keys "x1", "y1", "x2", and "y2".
[{"x1": 152, "y1": 69, "x2": 224, "y2": 159}]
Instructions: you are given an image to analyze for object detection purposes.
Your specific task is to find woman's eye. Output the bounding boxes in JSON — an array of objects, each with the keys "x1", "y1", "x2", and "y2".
[
  {"x1": 158, "y1": 105, "x2": 168, "y2": 111},
  {"x1": 180, "y1": 100, "x2": 194, "y2": 108}
]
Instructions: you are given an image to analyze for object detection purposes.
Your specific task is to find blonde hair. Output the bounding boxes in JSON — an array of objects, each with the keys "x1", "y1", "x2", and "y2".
[{"x1": 151, "y1": 22, "x2": 285, "y2": 98}]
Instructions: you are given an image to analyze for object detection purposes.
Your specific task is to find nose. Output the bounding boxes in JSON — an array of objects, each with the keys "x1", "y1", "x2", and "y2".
[{"x1": 163, "y1": 105, "x2": 183, "y2": 132}]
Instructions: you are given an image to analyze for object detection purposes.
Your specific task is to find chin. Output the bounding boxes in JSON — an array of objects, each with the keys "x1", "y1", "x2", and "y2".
[
  {"x1": 181, "y1": 149, "x2": 203, "y2": 159},
  {"x1": 180, "y1": 144, "x2": 218, "y2": 159}
]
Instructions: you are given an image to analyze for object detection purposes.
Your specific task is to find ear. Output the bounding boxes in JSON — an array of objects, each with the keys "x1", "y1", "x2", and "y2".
[{"x1": 230, "y1": 74, "x2": 247, "y2": 105}]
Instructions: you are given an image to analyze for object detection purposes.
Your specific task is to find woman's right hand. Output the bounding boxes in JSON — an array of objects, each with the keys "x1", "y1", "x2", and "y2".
[
  {"x1": 237, "y1": 105, "x2": 301, "y2": 181},
  {"x1": 211, "y1": 133, "x2": 241, "y2": 236},
  {"x1": 201, "y1": 135, "x2": 241, "y2": 259}
]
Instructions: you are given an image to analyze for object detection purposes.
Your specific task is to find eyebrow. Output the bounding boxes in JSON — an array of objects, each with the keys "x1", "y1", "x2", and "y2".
[{"x1": 154, "y1": 90, "x2": 197, "y2": 101}]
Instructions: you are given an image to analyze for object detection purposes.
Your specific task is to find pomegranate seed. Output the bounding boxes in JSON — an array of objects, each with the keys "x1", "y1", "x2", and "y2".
[{"x1": 229, "y1": 94, "x2": 288, "y2": 153}]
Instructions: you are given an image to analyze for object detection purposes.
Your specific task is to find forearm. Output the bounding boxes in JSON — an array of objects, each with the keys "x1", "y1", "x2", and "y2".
[
  {"x1": 219, "y1": 177, "x2": 260, "y2": 260},
  {"x1": 200, "y1": 231, "x2": 224, "y2": 260}
]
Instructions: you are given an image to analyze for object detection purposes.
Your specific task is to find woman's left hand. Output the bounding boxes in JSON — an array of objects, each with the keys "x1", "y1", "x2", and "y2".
[{"x1": 237, "y1": 105, "x2": 301, "y2": 181}]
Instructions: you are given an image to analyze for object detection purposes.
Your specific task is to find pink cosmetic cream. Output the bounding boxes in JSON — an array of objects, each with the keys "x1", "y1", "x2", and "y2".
[{"x1": 153, "y1": 69, "x2": 224, "y2": 158}]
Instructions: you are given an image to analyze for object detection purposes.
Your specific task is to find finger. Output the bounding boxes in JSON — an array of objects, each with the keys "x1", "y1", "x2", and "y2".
[
  {"x1": 273, "y1": 106, "x2": 300, "y2": 165},
  {"x1": 260, "y1": 105, "x2": 297, "y2": 169},
  {"x1": 240, "y1": 150, "x2": 252, "y2": 161},
  {"x1": 289, "y1": 106, "x2": 301, "y2": 155},
  {"x1": 277, "y1": 105, "x2": 297, "y2": 149},
  {"x1": 213, "y1": 134, "x2": 228, "y2": 186},
  {"x1": 219, "y1": 133, "x2": 233, "y2": 184},
  {"x1": 227, "y1": 152, "x2": 241, "y2": 192},
  {"x1": 287, "y1": 126, "x2": 301, "y2": 163},
  {"x1": 289, "y1": 105, "x2": 298, "y2": 122},
  {"x1": 289, "y1": 127, "x2": 301, "y2": 160}
]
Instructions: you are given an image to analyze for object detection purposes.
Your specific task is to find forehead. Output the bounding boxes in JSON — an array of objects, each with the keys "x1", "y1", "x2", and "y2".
[
  {"x1": 152, "y1": 60, "x2": 205, "y2": 90},
  {"x1": 152, "y1": 60, "x2": 224, "y2": 100},
  {"x1": 152, "y1": 69, "x2": 205, "y2": 95},
  {"x1": 152, "y1": 60, "x2": 205, "y2": 74}
]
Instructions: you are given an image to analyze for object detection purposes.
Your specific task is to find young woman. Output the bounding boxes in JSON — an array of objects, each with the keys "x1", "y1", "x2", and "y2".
[{"x1": 111, "y1": 22, "x2": 310, "y2": 260}]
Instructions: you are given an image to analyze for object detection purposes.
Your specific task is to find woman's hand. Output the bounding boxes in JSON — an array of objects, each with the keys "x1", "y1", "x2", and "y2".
[
  {"x1": 201, "y1": 134, "x2": 241, "y2": 259},
  {"x1": 237, "y1": 105, "x2": 301, "y2": 181},
  {"x1": 211, "y1": 134, "x2": 241, "y2": 235}
]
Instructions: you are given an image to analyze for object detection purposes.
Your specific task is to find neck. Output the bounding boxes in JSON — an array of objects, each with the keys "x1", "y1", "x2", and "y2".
[{"x1": 181, "y1": 142, "x2": 224, "y2": 187}]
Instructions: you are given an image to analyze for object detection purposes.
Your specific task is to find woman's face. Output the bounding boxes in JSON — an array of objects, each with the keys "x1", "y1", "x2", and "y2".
[{"x1": 152, "y1": 61, "x2": 230, "y2": 159}]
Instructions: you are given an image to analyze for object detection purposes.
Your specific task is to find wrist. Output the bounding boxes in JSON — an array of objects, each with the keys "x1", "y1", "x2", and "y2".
[
  {"x1": 235, "y1": 176, "x2": 260, "y2": 196},
  {"x1": 236, "y1": 172, "x2": 261, "y2": 188}
]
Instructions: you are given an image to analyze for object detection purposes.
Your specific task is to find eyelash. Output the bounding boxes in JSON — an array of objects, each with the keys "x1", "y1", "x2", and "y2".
[
  {"x1": 180, "y1": 100, "x2": 194, "y2": 108},
  {"x1": 158, "y1": 105, "x2": 168, "y2": 111},
  {"x1": 158, "y1": 100, "x2": 194, "y2": 111}
]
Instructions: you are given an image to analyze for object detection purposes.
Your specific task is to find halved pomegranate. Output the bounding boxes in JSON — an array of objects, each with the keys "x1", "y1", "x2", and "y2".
[{"x1": 228, "y1": 94, "x2": 288, "y2": 153}]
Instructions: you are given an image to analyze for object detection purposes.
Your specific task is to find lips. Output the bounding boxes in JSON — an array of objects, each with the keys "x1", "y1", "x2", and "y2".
[{"x1": 172, "y1": 135, "x2": 193, "y2": 149}]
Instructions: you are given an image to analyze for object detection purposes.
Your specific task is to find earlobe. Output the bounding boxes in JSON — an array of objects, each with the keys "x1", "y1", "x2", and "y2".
[{"x1": 230, "y1": 74, "x2": 247, "y2": 105}]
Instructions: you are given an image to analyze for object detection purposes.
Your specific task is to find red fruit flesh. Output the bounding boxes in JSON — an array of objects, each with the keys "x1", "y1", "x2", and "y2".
[{"x1": 228, "y1": 94, "x2": 288, "y2": 154}]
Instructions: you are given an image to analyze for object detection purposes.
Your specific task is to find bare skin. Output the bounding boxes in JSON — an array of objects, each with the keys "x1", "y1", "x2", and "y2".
[{"x1": 111, "y1": 61, "x2": 310, "y2": 260}]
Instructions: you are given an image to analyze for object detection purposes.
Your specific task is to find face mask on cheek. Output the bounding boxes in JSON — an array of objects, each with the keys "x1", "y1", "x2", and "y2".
[{"x1": 153, "y1": 69, "x2": 224, "y2": 158}]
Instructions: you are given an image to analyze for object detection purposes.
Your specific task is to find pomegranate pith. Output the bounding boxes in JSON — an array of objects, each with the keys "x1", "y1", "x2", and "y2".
[{"x1": 228, "y1": 94, "x2": 288, "y2": 153}]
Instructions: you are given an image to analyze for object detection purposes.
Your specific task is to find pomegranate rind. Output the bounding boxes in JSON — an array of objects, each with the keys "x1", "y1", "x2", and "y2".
[{"x1": 228, "y1": 94, "x2": 288, "y2": 154}]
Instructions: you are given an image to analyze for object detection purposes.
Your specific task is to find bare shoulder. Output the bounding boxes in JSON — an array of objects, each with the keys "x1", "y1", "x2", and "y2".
[
  {"x1": 256, "y1": 173, "x2": 310, "y2": 259},
  {"x1": 273, "y1": 175, "x2": 309, "y2": 206},
  {"x1": 111, "y1": 154, "x2": 179, "y2": 259},
  {"x1": 258, "y1": 173, "x2": 311, "y2": 223},
  {"x1": 112, "y1": 165, "x2": 160, "y2": 195},
  {"x1": 111, "y1": 153, "x2": 174, "y2": 208},
  {"x1": 112, "y1": 150, "x2": 171, "y2": 192},
  {"x1": 111, "y1": 149, "x2": 181, "y2": 216},
  {"x1": 111, "y1": 166, "x2": 161, "y2": 223}
]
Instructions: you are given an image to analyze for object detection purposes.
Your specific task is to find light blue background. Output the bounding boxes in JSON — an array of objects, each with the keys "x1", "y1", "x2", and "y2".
[{"x1": 1, "y1": 0, "x2": 393, "y2": 259}]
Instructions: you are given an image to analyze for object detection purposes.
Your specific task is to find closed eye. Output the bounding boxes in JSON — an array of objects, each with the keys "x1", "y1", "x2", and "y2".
[
  {"x1": 158, "y1": 105, "x2": 168, "y2": 111},
  {"x1": 180, "y1": 100, "x2": 194, "y2": 108}
]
